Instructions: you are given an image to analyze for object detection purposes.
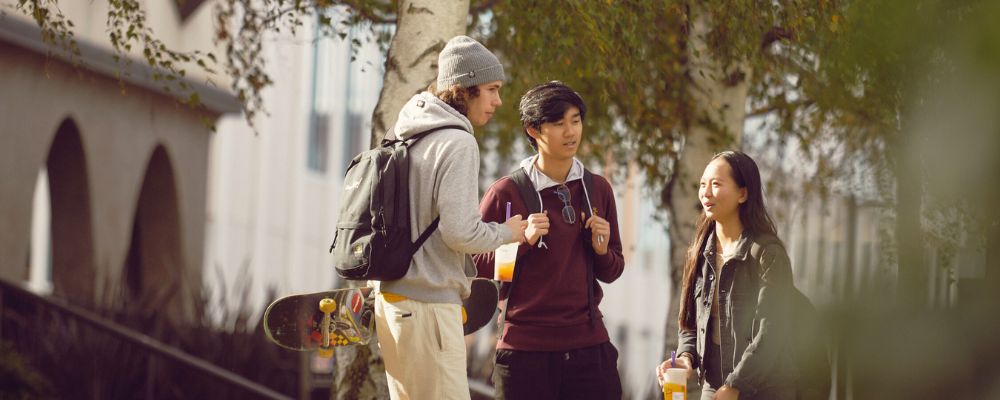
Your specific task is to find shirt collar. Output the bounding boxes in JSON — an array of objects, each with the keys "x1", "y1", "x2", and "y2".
[{"x1": 517, "y1": 155, "x2": 585, "y2": 192}]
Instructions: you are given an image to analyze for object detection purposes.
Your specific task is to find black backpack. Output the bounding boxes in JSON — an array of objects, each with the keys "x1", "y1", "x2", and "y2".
[
  {"x1": 750, "y1": 235, "x2": 832, "y2": 400},
  {"x1": 329, "y1": 125, "x2": 465, "y2": 281}
]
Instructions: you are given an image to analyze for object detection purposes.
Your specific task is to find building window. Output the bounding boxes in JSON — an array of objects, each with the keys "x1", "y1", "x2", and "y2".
[
  {"x1": 308, "y1": 112, "x2": 330, "y2": 173},
  {"x1": 342, "y1": 112, "x2": 365, "y2": 167}
]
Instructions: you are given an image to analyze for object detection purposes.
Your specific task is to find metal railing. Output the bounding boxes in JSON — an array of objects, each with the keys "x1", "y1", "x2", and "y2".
[{"x1": 0, "y1": 279, "x2": 292, "y2": 400}]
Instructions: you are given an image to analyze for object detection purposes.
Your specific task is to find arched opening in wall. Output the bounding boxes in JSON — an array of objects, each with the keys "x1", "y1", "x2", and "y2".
[
  {"x1": 28, "y1": 168, "x2": 53, "y2": 294},
  {"x1": 123, "y1": 145, "x2": 186, "y2": 324},
  {"x1": 43, "y1": 119, "x2": 96, "y2": 305}
]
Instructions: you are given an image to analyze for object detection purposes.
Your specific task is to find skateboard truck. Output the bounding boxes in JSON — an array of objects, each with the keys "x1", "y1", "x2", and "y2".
[{"x1": 318, "y1": 298, "x2": 336, "y2": 358}]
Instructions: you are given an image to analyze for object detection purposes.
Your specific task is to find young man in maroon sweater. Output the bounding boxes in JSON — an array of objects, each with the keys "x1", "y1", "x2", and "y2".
[{"x1": 473, "y1": 81, "x2": 625, "y2": 399}]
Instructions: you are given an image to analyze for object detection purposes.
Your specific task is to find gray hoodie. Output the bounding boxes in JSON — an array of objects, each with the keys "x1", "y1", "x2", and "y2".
[{"x1": 377, "y1": 92, "x2": 512, "y2": 304}]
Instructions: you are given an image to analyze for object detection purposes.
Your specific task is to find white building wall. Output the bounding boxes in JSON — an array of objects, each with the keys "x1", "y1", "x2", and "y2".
[
  {"x1": 203, "y1": 14, "x2": 383, "y2": 314},
  {"x1": 600, "y1": 163, "x2": 673, "y2": 399},
  {"x1": 9, "y1": 0, "x2": 233, "y2": 302}
]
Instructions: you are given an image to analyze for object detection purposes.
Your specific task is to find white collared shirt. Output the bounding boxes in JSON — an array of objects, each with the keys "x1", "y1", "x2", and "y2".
[
  {"x1": 515, "y1": 156, "x2": 595, "y2": 249},
  {"x1": 518, "y1": 155, "x2": 585, "y2": 192}
]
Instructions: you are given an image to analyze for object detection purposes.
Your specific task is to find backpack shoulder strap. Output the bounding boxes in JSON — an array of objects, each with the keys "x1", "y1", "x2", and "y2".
[
  {"x1": 750, "y1": 233, "x2": 784, "y2": 263},
  {"x1": 509, "y1": 167, "x2": 597, "y2": 217},
  {"x1": 382, "y1": 124, "x2": 467, "y2": 147},
  {"x1": 582, "y1": 168, "x2": 596, "y2": 218},
  {"x1": 413, "y1": 218, "x2": 440, "y2": 249},
  {"x1": 509, "y1": 168, "x2": 541, "y2": 213},
  {"x1": 389, "y1": 124, "x2": 465, "y2": 248},
  {"x1": 748, "y1": 234, "x2": 785, "y2": 291},
  {"x1": 581, "y1": 168, "x2": 598, "y2": 325},
  {"x1": 498, "y1": 168, "x2": 537, "y2": 337}
]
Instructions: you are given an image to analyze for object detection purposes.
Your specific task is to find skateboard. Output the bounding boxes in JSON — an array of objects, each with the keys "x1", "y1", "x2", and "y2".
[{"x1": 263, "y1": 278, "x2": 499, "y2": 356}]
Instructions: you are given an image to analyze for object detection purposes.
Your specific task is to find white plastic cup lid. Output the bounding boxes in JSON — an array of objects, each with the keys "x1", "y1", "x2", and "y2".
[
  {"x1": 665, "y1": 368, "x2": 687, "y2": 385},
  {"x1": 495, "y1": 243, "x2": 518, "y2": 260}
]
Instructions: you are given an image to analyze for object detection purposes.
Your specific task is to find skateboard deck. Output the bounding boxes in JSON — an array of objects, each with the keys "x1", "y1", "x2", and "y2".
[
  {"x1": 461, "y1": 278, "x2": 500, "y2": 336},
  {"x1": 263, "y1": 278, "x2": 499, "y2": 355},
  {"x1": 263, "y1": 287, "x2": 375, "y2": 356}
]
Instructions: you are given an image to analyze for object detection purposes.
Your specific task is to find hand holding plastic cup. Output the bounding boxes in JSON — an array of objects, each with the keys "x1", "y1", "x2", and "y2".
[
  {"x1": 494, "y1": 201, "x2": 518, "y2": 282},
  {"x1": 662, "y1": 367, "x2": 687, "y2": 400},
  {"x1": 662, "y1": 351, "x2": 687, "y2": 400}
]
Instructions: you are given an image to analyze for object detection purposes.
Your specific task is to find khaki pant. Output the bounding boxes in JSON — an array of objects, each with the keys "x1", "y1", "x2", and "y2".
[{"x1": 374, "y1": 295, "x2": 470, "y2": 400}]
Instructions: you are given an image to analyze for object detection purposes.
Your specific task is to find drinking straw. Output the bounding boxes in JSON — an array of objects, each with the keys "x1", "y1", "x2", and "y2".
[
  {"x1": 671, "y1": 350, "x2": 676, "y2": 368},
  {"x1": 506, "y1": 202, "x2": 511, "y2": 221}
]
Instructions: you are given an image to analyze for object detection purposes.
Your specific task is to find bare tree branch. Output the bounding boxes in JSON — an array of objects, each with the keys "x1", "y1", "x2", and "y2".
[
  {"x1": 746, "y1": 98, "x2": 814, "y2": 118},
  {"x1": 760, "y1": 26, "x2": 794, "y2": 50},
  {"x1": 343, "y1": 0, "x2": 397, "y2": 24},
  {"x1": 470, "y1": 0, "x2": 500, "y2": 15}
]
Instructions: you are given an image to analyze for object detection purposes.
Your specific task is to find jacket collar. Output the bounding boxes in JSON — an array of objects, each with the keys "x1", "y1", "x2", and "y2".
[{"x1": 701, "y1": 226, "x2": 752, "y2": 261}]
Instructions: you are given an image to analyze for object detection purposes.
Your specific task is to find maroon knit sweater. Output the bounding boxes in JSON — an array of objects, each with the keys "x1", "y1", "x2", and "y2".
[{"x1": 473, "y1": 174, "x2": 625, "y2": 351}]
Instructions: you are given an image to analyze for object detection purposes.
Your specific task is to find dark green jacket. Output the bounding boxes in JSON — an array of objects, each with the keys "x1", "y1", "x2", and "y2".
[{"x1": 677, "y1": 230, "x2": 797, "y2": 399}]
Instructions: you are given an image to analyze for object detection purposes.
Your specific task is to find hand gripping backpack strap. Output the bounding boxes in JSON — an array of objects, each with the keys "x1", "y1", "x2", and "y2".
[{"x1": 497, "y1": 168, "x2": 540, "y2": 337}]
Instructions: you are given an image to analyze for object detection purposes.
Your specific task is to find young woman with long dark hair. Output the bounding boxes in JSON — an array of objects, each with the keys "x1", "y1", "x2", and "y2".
[{"x1": 656, "y1": 151, "x2": 796, "y2": 400}]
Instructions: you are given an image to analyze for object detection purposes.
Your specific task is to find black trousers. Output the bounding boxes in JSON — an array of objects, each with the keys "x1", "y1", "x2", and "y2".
[{"x1": 492, "y1": 341, "x2": 622, "y2": 400}]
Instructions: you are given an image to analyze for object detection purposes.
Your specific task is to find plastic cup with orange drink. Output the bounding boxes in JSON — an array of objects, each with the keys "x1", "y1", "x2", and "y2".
[
  {"x1": 494, "y1": 202, "x2": 518, "y2": 282},
  {"x1": 663, "y1": 351, "x2": 687, "y2": 400},
  {"x1": 494, "y1": 243, "x2": 517, "y2": 282}
]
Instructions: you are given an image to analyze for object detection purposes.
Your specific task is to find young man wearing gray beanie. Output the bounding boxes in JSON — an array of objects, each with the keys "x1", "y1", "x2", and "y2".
[{"x1": 373, "y1": 35, "x2": 527, "y2": 400}]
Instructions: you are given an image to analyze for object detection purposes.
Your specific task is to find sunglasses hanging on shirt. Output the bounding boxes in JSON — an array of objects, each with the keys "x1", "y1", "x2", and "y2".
[{"x1": 554, "y1": 184, "x2": 576, "y2": 225}]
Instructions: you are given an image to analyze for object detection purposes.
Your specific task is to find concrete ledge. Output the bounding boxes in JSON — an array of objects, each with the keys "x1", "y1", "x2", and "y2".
[{"x1": 0, "y1": 14, "x2": 240, "y2": 115}]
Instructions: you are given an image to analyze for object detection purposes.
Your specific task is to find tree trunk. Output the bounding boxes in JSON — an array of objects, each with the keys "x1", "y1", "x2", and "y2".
[
  {"x1": 892, "y1": 126, "x2": 927, "y2": 308},
  {"x1": 335, "y1": 2, "x2": 470, "y2": 399},
  {"x1": 369, "y1": 0, "x2": 471, "y2": 144},
  {"x1": 662, "y1": 2, "x2": 751, "y2": 356},
  {"x1": 988, "y1": 215, "x2": 1000, "y2": 300}
]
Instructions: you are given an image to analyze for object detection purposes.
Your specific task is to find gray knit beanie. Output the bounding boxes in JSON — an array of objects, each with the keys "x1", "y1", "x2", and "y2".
[{"x1": 436, "y1": 36, "x2": 505, "y2": 89}]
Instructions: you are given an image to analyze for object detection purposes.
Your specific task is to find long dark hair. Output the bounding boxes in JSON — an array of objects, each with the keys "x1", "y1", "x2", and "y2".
[{"x1": 677, "y1": 151, "x2": 779, "y2": 330}]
